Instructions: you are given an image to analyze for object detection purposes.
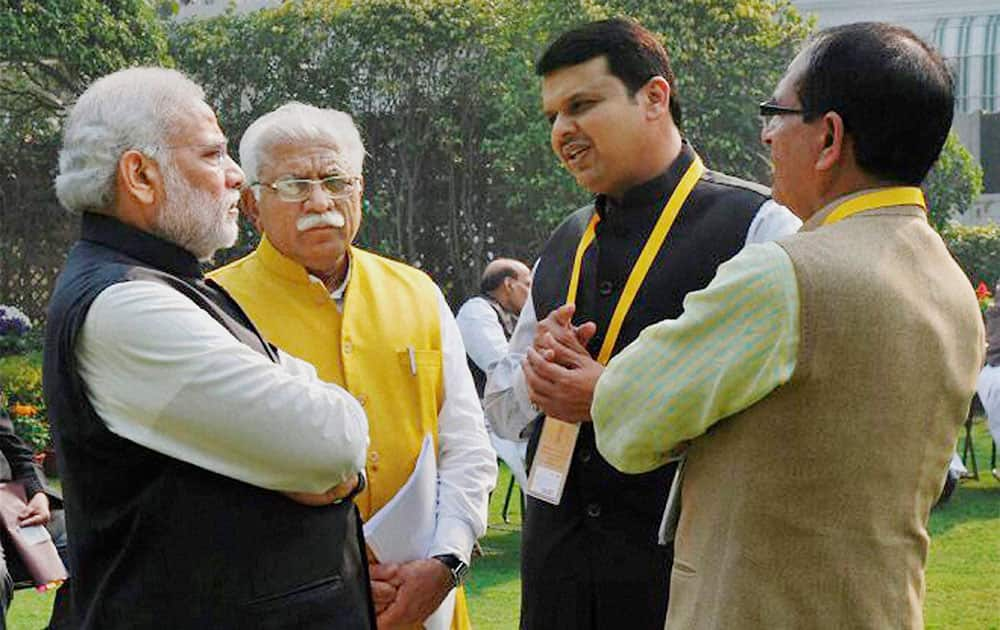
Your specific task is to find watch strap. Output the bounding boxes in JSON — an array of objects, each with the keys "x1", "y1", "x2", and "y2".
[{"x1": 432, "y1": 553, "x2": 468, "y2": 588}]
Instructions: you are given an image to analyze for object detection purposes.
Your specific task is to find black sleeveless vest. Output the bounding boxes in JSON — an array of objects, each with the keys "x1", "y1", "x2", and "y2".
[
  {"x1": 43, "y1": 213, "x2": 374, "y2": 629},
  {"x1": 527, "y1": 144, "x2": 768, "y2": 548}
]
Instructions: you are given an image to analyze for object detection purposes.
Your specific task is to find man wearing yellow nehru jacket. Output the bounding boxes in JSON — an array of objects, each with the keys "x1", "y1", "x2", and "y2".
[
  {"x1": 211, "y1": 102, "x2": 496, "y2": 630},
  {"x1": 529, "y1": 22, "x2": 984, "y2": 629}
]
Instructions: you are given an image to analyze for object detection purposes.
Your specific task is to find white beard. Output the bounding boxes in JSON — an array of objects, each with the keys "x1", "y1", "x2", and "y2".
[{"x1": 154, "y1": 162, "x2": 240, "y2": 261}]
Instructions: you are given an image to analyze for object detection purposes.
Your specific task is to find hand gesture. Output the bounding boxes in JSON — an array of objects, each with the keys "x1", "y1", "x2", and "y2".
[
  {"x1": 524, "y1": 303, "x2": 602, "y2": 422},
  {"x1": 284, "y1": 473, "x2": 360, "y2": 506}
]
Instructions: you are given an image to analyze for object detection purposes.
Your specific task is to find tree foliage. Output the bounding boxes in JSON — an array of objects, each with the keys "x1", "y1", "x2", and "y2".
[
  {"x1": 0, "y1": 0, "x2": 170, "y2": 167},
  {"x1": 169, "y1": 0, "x2": 810, "y2": 302},
  {"x1": 0, "y1": 0, "x2": 814, "y2": 310},
  {"x1": 923, "y1": 132, "x2": 984, "y2": 232},
  {"x1": 0, "y1": 1, "x2": 171, "y2": 321}
]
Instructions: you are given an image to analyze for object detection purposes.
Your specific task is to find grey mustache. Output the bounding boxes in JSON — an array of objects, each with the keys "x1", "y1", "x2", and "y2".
[{"x1": 297, "y1": 210, "x2": 346, "y2": 231}]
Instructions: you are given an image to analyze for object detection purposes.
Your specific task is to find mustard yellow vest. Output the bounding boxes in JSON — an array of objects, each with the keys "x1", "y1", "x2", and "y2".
[{"x1": 211, "y1": 237, "x2": 471, "y2": 630}]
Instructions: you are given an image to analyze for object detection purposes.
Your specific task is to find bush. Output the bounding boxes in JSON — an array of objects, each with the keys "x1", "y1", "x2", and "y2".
[
  {"x1": 923, "y1": 132, "x2": 984, "y2": 231},
  {"x1": 941, "y1": 223, "x2": 1000, "y2": 288},
  {"x1": 0, "y1": 351, "x2": 50, "y2": 452}
]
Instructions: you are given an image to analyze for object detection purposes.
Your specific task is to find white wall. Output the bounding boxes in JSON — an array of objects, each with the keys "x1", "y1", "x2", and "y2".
[{"x1": 175, "y1": 0, "x2": 280, "y2": 20}]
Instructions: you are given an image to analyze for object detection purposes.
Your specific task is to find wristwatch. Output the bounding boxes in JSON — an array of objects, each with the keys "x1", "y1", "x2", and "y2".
[
  {"x1": 332, "y1": 472, "x2": 366, "y2": 504},
  {"x1": 432, "y1": 553, "x2": 469, "y2": 589}
]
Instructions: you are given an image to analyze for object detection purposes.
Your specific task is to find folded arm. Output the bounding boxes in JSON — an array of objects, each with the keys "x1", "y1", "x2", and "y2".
[
  {"x1": 592, "y1": 242, "x2": 799, "y2": 473},
  {"x1": 76, "y1": 281, "x2": 369, "y2": 494}
]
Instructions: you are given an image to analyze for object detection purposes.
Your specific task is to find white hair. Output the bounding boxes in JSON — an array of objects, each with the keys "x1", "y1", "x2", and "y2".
[
  {"x1": 239, "y1": 102, "x2": 365, "y2": 188},
  {"x1": 55, "y1": 67, "x2": 205, "y2": 214}
]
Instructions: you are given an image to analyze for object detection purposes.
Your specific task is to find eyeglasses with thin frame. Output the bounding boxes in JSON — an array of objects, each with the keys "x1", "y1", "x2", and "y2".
[
  {"x1": 759, "y1": 100, "x2": 806, "y2": 130},
  {"x1": 251, "y1": 175, "x2": 361, "y2": 203}
]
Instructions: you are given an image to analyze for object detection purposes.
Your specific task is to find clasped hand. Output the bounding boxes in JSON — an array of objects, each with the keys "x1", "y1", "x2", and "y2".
[
  {"x1": 523, "y1": 303, "x2": 604, "y2": 423},
  {"x1": 370, "y1": 558, "x2": 453, "y2": 628}
]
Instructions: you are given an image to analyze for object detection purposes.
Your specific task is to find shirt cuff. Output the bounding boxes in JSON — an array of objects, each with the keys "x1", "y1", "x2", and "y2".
[
  {"x1": 428, "y1": 515, "x2": 478, "y2": 564},
  {"x1": 19, "y1": 475, "x2": 44, "y2": 502},
  {"x1": 513, "y1": 374, "x2": 538, "y2": 440}
]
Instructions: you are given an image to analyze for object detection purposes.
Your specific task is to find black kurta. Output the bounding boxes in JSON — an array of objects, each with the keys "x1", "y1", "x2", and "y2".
[{"x1": 522, "y1": 144, "x2": 769, "y2": 629}]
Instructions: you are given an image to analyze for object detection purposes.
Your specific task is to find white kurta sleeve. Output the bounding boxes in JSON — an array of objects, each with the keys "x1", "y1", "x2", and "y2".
[
  {"x1": 76, "y1": 281, "x2": 369, "y2": 494},
  {"x1": 428, "y1": 288, "x2": 498, "y2": 563},
  {"x1": 483, "y1": 290, "x2": 539, "y2": 441},
  {"x1": 455, "y1": 297, "x2": 509, "y2": 373},
  {"x1": 745, "y1": 199, "x2": 801, "y2": 244}
]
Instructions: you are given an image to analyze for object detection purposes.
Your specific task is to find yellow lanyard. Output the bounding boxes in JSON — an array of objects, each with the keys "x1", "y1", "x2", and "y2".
[
  {"x1": 821, "y1": 187, "x2": 926, "y2": 226},
  {"x1": 566, "y1": 155, "x2": 705, "y2": 365}
]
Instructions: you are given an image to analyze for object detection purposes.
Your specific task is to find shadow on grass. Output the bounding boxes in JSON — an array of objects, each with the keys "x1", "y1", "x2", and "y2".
[
  {"x1": 930, "y1": 482, "x2": 1000, "y2": 536},
  {"x1": 931, "y1": 419, "x2": 1000, "y2": 537}
]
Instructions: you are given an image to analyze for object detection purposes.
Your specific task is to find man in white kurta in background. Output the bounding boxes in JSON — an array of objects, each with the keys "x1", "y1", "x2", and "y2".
[{"x1": 456, "y1": 258, "x2": 532, "y2": 487}]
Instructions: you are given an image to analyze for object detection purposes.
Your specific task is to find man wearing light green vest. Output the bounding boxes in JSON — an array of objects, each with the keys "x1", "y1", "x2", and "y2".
[
  {"x1": 210, "y1": 103, "x2": 495, "y2": 630},
  {"x1": 528, "y1": 22, "x2": 984, "y2": 629}
]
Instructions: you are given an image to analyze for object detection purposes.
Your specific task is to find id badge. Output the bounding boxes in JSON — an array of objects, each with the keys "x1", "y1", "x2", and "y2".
[{"x1": 525, "y1": 416, "x2": 580, "y2": 505}]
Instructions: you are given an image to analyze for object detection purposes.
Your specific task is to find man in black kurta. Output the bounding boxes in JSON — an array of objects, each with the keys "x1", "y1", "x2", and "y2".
[{"x1": 483, "y1": 19, "x2": 799, "y2": 629}]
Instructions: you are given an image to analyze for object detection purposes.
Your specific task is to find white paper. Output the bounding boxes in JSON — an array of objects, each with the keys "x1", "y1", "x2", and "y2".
[
  {"x1": 657, "y1": 455, "x2": 686, "y2": 545},
  {"x1": 363, "y1": 434, "x2": 455, "y2": 630}
]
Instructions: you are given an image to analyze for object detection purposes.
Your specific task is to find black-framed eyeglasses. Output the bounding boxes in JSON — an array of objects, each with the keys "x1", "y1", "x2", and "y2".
[{"x1": 759, "y1": 100, "x2": 806, "y2": 130}]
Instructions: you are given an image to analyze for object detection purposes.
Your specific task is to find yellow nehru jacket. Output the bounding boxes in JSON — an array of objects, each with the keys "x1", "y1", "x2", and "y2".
[{"x1": 211, "y1": 236, "x2": 471, "y2": 630}]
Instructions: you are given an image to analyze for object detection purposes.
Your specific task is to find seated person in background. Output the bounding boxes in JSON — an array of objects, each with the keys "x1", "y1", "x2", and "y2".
[{"x1": 456, "y1": 258, "x2": 532, "y2": 398}]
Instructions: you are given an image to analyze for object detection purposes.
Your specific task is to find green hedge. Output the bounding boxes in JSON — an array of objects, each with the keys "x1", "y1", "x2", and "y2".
[{"x1": 942, "y1": 223, "x2": 1000, "y2": 287}]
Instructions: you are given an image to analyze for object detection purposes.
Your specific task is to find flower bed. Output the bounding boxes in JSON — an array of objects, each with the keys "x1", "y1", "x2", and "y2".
[{"x1": 0, "y1": 305, "x2": 50, "y2": 454}]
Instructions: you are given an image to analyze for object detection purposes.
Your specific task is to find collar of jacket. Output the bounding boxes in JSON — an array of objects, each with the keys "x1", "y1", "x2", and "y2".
[
  {"x1": 81, "y1": 212, "x2": 203, "y2": 278},
  {"x1": 596, "y1": 140, "x2": 697, "y2": 220}
]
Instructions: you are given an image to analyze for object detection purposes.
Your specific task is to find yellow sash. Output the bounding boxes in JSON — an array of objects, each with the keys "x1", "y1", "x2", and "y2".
[
  {"x1": 568, "y1": 154, "x2": 706, "y2": 364},
  {"x1": 822, "y1": 187, "x2": 926, "y2": 226}
]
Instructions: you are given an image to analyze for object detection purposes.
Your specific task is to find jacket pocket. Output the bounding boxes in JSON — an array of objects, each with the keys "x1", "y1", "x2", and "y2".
[
  {"x1": 397, "y1": 348, "x2": 443, "y2": 423},
  {"x1": 242, "y1": 575, "x2": 356, "y2": 629}
]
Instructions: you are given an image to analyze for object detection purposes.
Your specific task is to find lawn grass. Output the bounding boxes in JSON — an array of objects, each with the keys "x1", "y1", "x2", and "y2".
[
  {"x1": 924, "y1": 419, "x2": 1000, "y2": 630},
  {"x1": 8, "y1": 421, "x2": 998, "y2": 628},
  {"x1": 468, "y1": 421, "x2": 1000, "y2": 629}
]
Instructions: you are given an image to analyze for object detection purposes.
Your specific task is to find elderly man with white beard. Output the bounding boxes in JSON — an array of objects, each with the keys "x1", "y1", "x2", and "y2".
[
  {"x1": 43, "y1": 68, "x2": 375, "y2": 629},
  {"x1": 211, "y1": 103, "x2": 496, "y2": 630}
]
